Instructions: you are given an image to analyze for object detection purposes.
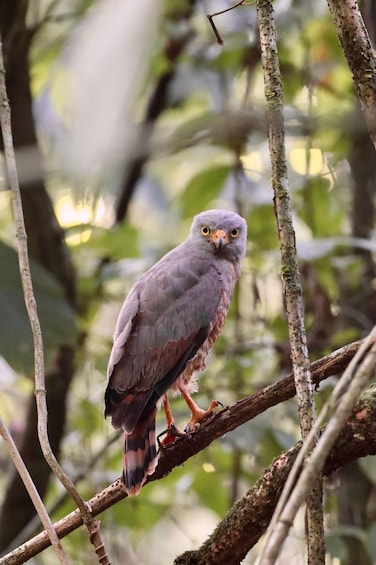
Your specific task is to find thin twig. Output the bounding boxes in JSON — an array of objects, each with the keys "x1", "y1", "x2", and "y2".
[
  {"x1": 0, "y1": 418, "x2": 67, "y2": 563},
  {"x1": 0, "y1": 36, "x2": 69, "y2": 565},
  {"x1": 0, "y1": 33, "x2": 109, "y2": 565},
  {"x1": 3, "y1": 433, "x2": 121, "y2": 554},
  {"x1": 256, "y1": 0, "x2": 324, "y2": 562},
  {"x1": 207, "y1": 0, "x2": 247, "y2": 45}
]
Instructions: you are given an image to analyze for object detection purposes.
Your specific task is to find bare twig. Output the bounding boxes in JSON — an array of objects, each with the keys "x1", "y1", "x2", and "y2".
[
  {"x1": 0, "y1": 417, "x2": 67, "y2": 564},
  {"x1": 260, "y1": 326, "x2": 376, "y2": 563},
  {"x1": 0, "y1": 339, "x2": 361, "y2": 565},
  {"x1": 3, "y1": 432, "x2": 121, "y2": 554},
  {"x1": 0, "y1": 33, "x2": 109, "y2": 565},
  {"x1": 207, "y1": 0, "x2": 248, "y2": 45},
  {"x1": 0, "y1": 36, "x2": 68, "y2": 565},
  {"x1": 256, "y1": 0, "x2": 324, "y2": 562}
]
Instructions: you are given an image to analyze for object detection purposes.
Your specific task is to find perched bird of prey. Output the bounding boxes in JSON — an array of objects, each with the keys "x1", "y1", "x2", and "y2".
[{"x1": 105, "y1": 209, "x2": 247, "y2": 495}]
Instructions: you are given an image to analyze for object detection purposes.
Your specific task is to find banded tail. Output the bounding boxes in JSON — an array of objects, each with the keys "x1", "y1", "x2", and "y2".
[{"x1": 123, "y1": 407, "x2": 158, "y2": 495}]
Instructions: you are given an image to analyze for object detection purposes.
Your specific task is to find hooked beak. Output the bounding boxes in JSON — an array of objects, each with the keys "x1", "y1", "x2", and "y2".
[{"x1": 211, "y1": 229, "x2": 229, "y2": 251}]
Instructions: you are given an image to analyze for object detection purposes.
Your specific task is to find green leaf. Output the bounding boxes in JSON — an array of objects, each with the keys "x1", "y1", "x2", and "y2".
[
  {"x1": 180, "y1": 165, "x2": 231, "y2": 217},
  {"x1": 0, "y1": 241, "x2": 77, "y2": 373}
]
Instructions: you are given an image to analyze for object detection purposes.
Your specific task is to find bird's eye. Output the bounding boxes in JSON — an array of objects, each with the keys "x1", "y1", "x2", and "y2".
[
  {"x1": 230, "y1": 228, "x2": 240, "y2": 238},
  {"x1": 201, "y1": 226, "x2": 210, "y2": 236}
]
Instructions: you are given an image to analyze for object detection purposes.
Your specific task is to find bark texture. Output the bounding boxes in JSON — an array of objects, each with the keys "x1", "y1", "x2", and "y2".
[{"x1": 327, "y1": 0, "x2": 376, "y2": 148}]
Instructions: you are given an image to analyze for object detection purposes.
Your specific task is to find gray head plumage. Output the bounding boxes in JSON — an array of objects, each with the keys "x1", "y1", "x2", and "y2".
[{"x1": 189, "y1": 209, "x2": 247, "y2": 263}]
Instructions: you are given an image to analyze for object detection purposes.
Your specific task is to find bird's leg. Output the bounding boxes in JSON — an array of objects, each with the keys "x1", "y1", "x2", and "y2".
[
  {"x1": 158, "y1": 395, "x2": 185, "y2": 447},
  {"x1": 179, "y1": 385, "x2": 223, "y2": 433}
]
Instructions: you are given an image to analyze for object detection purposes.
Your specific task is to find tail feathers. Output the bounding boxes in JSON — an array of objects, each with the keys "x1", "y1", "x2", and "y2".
[{"x1": 123, "y1": 408, "x2": 158, "y2": 496}]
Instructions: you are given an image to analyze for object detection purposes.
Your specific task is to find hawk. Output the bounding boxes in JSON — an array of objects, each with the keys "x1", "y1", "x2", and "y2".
[{"x1": 105, "y1": 209, "x2": 247, "y2": 495}]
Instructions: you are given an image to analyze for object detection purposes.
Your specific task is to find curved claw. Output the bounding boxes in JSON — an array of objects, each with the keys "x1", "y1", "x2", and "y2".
[
  {"x1": 212, "y1": 399, "x2": 224, "y2": 408},
  {"x1": 157, "y1": 422, "x2": 185, "y2": 448},
  {"x1": 184, "y1": 399, "x2": 224, "y2": 434}
]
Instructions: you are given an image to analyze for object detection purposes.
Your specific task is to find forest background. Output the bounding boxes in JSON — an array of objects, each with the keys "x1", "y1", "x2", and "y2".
[{"x1": 0, "y1": 0, "x2": 376, "y2": 564}]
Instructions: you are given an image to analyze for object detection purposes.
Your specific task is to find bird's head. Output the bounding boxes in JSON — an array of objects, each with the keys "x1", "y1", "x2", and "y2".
[{"x1": 190, "y1": 209, "x2": 247, "y2": 262}]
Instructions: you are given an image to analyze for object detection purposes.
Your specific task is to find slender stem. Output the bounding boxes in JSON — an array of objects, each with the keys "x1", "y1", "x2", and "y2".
[
  {"x1": 207, "y1": 0, "x2": 247, "y2": 45},
  {"x1": 0, "y1": 32, "x2": 108, "y2": 565},
  {"x1": 0, "y1": 37, "x2": 69, "y2": 565},
  {"x1": 256, "y1": 0, "x2": 325, "y2": 562},
  {"x1": 0, "y1": 417, "x2": 68, "y2": 563},
  {"x1": 327, "y1": 0, "x2": 376, "y2": 150}
]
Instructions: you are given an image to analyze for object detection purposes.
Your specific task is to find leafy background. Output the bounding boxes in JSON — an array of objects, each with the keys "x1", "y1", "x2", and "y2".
[{"x1": 0, "y1": 0, "x2": 375, "y2": 563}]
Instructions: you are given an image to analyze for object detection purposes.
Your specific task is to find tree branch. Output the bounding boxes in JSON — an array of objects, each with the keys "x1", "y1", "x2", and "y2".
[
  {"x1": 174, "y1": 384, "x2": 376, "y2": 564},
  {"x1": 0, "y1": 2, "x2": 78, "y2": 549},
  {"x1": 327, "y1": 0, "x2": 376, "y2": 150},
  {"x1": 207, "y1": 0, "x2": 247, "y2": 46},
  {"x1": 261, "y1": 326, "x2": 376, "y2": 563},
  {"x1": 257, "y1": 0, "x2": 324, "y2": 561},
  {"x1": 0, "y1": 339, "x2": 361, "y2": 565},
  {"x1": 3, "y1": 433, "x2": 121, "y2": 554}
]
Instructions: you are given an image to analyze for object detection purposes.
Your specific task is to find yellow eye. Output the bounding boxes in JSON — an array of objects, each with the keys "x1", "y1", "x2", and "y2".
[
  {"x1": 201, "y1": 226, "x2": 210, "y2": 236},
  {"x1": 230, "y1": 228, "x2": 240, "y2": 238}
]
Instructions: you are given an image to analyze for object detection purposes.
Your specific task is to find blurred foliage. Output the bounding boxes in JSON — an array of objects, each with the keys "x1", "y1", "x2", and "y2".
[
  {"x1": 0, "y1": 241, "x2": 77, "y2": 373},
  {"x1": 0, "y1": 0, "x2": 376, "y2": 563}
]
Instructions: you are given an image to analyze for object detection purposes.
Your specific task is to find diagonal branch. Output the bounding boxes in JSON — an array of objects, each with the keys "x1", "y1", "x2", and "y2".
[
  {"x1": 207, "y1": 0, "x2": 248, "y2": 46},
  {"x1": 0, "y1": 339, "x2": 361, "y2": 565},
  {"x1": 3, "y1": 432, "x2": 121, "y2": 554},
  {"x1": 0, "y1": 418, "x2": 67, "y2": 564}
]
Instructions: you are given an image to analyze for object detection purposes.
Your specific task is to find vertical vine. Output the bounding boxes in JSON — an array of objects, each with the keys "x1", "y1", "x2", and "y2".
[{"x1": 256, "y1": 0, "x2": 325, "y2": 562}]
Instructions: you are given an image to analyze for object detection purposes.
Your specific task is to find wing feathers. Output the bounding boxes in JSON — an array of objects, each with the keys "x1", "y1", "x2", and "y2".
[
  {"x1": 107, "y1": 260, "x2": 221, "y2": 391},
  {"x1": 106, "y1": 389, "x2": 153, "y2": 433},
  {"x1": 105, "y1": 326, "x2": 209, "y2": 433}
]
